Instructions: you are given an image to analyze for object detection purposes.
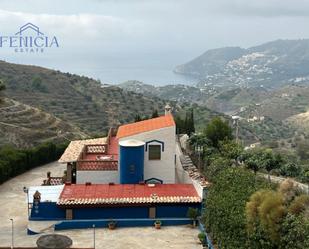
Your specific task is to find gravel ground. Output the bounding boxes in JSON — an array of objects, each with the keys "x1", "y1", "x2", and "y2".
[{"x1": 0, "y1": 161, "x2": 201, "y2": 249}]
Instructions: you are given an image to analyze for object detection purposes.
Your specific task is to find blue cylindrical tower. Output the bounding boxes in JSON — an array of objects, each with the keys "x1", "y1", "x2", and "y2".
[{"x1": 119, "y1": 139, "x2": 145, "y2": 184}]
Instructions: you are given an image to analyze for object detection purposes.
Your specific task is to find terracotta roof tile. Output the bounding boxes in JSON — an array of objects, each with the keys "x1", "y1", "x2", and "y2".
[
  {"x1": 58, "y1": 137, "x2": 107, "y2": 163},
  {"x1": 117, "y1": 114, "x2": 175, "y2": 139},
  {"x1": 57, "y1": 184, "x2": 200, "y2": 206}
]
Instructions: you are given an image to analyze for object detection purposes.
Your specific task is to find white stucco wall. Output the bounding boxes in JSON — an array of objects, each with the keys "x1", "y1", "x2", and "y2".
[
  {"x1": 175, "y1": 142, "x2": 204, "y2": 198},
  {"x1": 119, "y1": 126, "x2": 176, "y2": 183},
  {"x1": 76, "y1": 171, "x2": 119, "y2": 184}
]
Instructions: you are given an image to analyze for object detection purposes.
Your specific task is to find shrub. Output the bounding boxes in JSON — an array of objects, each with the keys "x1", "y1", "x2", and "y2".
[
  {"x1": 203, "y1": 168, "x2": 270, "y2": 249},
  {"x1": 0, "y1": 142, "x2": 68, "y2": 184}
]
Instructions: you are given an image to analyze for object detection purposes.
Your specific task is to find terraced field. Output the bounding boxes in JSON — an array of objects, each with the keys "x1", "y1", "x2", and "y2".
[
  {"x1": 0, "y1": 61, "x2": 166, "y2": 135},
  {"x1": 0, "y1": 98, "x2": 87, "y2": 147}
]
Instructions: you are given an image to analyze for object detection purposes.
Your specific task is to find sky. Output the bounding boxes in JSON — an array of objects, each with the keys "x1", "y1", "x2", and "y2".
[{"x1": 0, "y1": 0, "x2": 308, "y2": 84}]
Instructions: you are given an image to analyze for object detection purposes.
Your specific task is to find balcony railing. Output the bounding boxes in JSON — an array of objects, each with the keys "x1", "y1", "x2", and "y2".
[
  {"x1": 86, "y1": 144, "x2": 107, "y2": 154},
  {"x1": 77, "y1": 160, "x2": 118, "y2": 171}
]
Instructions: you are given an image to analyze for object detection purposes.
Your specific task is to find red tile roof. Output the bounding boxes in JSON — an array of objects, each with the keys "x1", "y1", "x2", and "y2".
[
  {"x1": 57, "y1": 184, "x2": 200, "y2": 206},
  {"x1": 77, "y1": 136, "x2": 119, "y2": 171},
  {"x1": 117, "y1": 114, "x2": 175, "y2": 139}
]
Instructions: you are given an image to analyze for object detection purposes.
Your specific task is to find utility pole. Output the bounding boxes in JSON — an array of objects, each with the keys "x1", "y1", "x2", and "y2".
[
  {"x1": 10, "y1": 218, "x2": 14, "y2": 249},
  {"x1": 232, "y1": 116, "x2": 240, "y2": 143},
  {"x1": 93, "y1": 224, "x2": 96, "y2": 249},
  {"x1": 23, "y1": 187, "x2": 29, "y2": 217}
]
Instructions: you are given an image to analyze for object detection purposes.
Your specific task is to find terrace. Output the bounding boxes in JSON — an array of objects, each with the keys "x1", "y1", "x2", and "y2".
[{"x1": 76, "y1": 135, "x2": 119, "y2": 171}]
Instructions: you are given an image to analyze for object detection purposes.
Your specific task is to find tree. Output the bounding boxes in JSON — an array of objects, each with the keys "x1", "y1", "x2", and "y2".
[
  {"x1": 187, "y1": 207, "x2": 199, "y2": 227},
  {"x1": 186, "y1": 109, "x2": 195, "y2": 135},
  {"x1": 175, "y1": 110, "x2": 195, "y2": 135},
  {"x1": 246, "y1": 190, "x2": 286, "y2": 245},
  {"x1": 134, "y1": 114, "x2": 142, "y2": 122},
  {"x1": 289, "y1": 195, "x2": 309, "y2": 215},
  {"x1": 296, "y1": 140, "x2": 309, "y2": 160},
  {"x1": 242, "y1": 149, "x2": 263, "y2": 174},
  {"x1": 32, "y1": 76, "x2": 46, "y2": 92},
  {"x1": 280, "y1": 214, "x2": 309, "y2": 249},
  {"x1": 219, "y1": 140, "x2": 243, "y2": 163},
  {"x1": 204, "y1": 117, "x2": 233, "y2": 148},
  {"x1": 151, "y1": 109, "x2": 159, "y2": 118},
  {"x1": 203, "y1": 168, "x2": 269, "y2": 249},
  {"x1": 280, "y1": 162, "x2": 302, "y2": 178},
  {"x1": 204, "y1": 156, "x2": 230, "y2": 182},
  {"x1": 261, "y1": 149, "x2": 283, "y2": 181},
  {"x1": 242, "y1": 148, "x2": 282, "y2": 177},
  {"x1": 175, "y1": 116, "x2": 185, "y2": 134},
  {"x1": 257, "y1": 191, "x2": 286, "y2": 243}
]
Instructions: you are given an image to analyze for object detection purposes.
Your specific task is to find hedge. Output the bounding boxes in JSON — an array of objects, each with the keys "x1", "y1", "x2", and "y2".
[{"x1": 0, "y1": 142, "x2": 68, "y2": 184}]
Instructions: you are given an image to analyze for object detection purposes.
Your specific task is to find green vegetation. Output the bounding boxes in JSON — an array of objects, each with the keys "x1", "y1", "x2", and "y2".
[
  {"x1": 246, "y1": 180, "x2": 309, "y2": 248},
  {"x1": 188, "y1": 116, "x2": 309, "y2": 248},
  {"x1": 187, "y1": 207, "x2": 199, "y2": 227},
  {"x1": 0, "y1": 79, "x2": 5, "y2": 92},
  {"x1": 204, "y1": 117, "x2": 233, "y2": 148},
  {"x1": 0, "y1": 142, "x2": 67, "y2": 184},
  {"x1": 203, "y1": 168, "x2": 271, "y2": 249},
  {"x1": 133, "y1": 110, "x2": 160, "y2": 122},
  {"x1": 0, "y1": 61, "x2": 166, "y2": 135},
  {"x1": 175, "y1": 108, "x2": 195, "y2": 135},
  {"x1": 190, "y1": 117, "x2": 309, "y2": 184},
  {"x1": 31, "y1": 76, "x2": 47, "y2": 92},
  {"x1": 151, "y1": 109, "x2": 159, "y2": 118},
  {"x1": 0, "y1": 97, "x2": 86, "y2": 148}
]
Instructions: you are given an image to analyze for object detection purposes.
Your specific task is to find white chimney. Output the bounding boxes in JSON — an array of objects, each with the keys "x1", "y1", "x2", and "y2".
[{"x1": 165, "y1": 103, "x2": 172, "y2": 115}]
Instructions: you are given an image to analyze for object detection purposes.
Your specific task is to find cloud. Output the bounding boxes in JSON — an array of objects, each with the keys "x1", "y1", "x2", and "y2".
[
  {"x1": 0, "y1": 9, "x2": 132, "y2": 38},
  {"x1": 207, "y1": 0, "x2": 309, "y2": 17}
]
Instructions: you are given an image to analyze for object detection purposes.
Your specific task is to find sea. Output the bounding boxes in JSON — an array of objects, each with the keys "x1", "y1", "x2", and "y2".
[{"x1": 3, "y1": 51, "x2": 199, "y2": 86}]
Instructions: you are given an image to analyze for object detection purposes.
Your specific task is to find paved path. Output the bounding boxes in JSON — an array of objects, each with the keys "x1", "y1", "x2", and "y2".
[
  {"x1": 259, "y1": 173, "x2": 309, "y2": 194},
  {"x1": 0, "y1": 161, "x2": 201, "y2": 249}
]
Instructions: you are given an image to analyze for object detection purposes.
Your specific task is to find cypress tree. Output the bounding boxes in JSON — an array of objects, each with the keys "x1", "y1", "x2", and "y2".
[{"x1": 151, "y1": 109, "x2": 159, "y2": 118}]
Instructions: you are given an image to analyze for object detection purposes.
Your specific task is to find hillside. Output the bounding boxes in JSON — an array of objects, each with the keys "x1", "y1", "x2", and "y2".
[
  {"x1": 205, "y1": 86, "x2": 269, "y2": 114},
  {"x1": 0, "y1": 97, "x2": 86, "y2": 147},
  {"x1": 238, "y1": 85, "x2": 309, "y2": 121},
  {"x1": 119, "y1": 80, "x2": 217, "y2": 105},
  {"x1": 175, "y1": 39, "x2": 309, "y2": 88},
  {"x1": 0, "y1": 61, "x2": 167, "y2": 135},
  {"x1": 119, "y1": 80, "x2": 309, "y2": 145}
]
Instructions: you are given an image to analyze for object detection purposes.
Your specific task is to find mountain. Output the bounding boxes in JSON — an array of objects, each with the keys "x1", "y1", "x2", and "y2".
[
  {"x1": 118, "y1": 80, "x2": 309, "y2": 146},
  {"x1": 2, "y1": 61, "x2": 236, "y2": 145},
  {"x1": 174, "y1": 47, "x2": 246, "y2": 77},
  {"x1": 119, "y1": 80, "x2": 217, "y2": 105},
  {"x1": 0, "y1": 61, "x2": 167, "y2": 136},
  {"x1": 175, "y1": 39, "x2": 309, "y2": 88},
  {"x1": 0, "y1": 97, "x2": 86, "y2": 147}
]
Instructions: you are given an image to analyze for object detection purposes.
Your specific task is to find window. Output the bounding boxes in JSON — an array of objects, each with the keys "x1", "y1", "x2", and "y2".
[{"x1": 148, "y1": 145, "x2": 161, "y2": 160}]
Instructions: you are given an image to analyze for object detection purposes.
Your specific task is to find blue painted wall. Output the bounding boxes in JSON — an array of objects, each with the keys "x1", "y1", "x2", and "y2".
[
  {"x1": 74, "y1": 206, "x2": 149, "y2": 219},
  {"x1": 119, "y1": 144, "x2": 144, "y2": 184},
  {"x1": 156, "y1": 204, "x2": 201, "y2": 218},
  {"x1": 29, "y1": 202, "x2": 201, "y2": 221},
  {"x1": 30, "y1": 202, "x2": 65, "y2": 220},
  {"x1": 74, "y1": 204, "x2": 201, "y2": 219}
]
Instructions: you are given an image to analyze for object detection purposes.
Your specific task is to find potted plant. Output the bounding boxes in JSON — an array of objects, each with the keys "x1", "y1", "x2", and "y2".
[
  {"x1": 198, "y1": 232, "x2": 206, "y2": 246},
  {"x1": 108, "y1": 220, "x2": 116, "y2": 230},
  {"x1": 187, "y1": 207, "x2": 199, "y2": 227},
  {"x1": 154, "y1": 220, "x2": 162, "y2": 229}
]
